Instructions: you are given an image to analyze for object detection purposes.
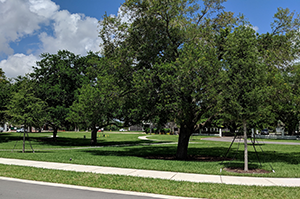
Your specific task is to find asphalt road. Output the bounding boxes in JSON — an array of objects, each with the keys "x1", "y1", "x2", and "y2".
[{"x1": 0, "y1": 178, "x2": 193, "y2": 199}]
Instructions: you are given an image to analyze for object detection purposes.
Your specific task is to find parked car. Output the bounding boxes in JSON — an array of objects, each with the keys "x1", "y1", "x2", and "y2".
[
  {"x1": 119, "y1": 128, "x2": 125, "y2": 131},
  {"x1": 261, "y1": 129, "x2": 269, "y2": 135},
  {"x1": 0, "y1": 127, "x2": 3, "y2": 132},
  {"x1": 16, "y1": 128, "x2": 26, "y2": 132}
]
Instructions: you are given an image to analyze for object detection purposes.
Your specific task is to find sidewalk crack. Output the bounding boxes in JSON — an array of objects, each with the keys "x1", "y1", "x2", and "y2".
[
  {"x1": 127, "y1": 170, "x2": 138, "y2": 175},
  {"x1": 265, "y1": 178, "x2": 277, "y2": 186},
  {"x1": 170, "y1": 173, "x2": 177, "y2": 180}
]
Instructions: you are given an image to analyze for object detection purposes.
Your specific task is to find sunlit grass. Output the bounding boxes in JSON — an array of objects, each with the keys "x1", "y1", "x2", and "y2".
[
  {"x1": 249, "y1": 138, "x2": 300, "y2": 143},
  {"x1": 0, "y1": 164, "x2": 299, "y2": 199},
  {"x1": 146, "y1": 134, "x2": 214, "y2": 142}
]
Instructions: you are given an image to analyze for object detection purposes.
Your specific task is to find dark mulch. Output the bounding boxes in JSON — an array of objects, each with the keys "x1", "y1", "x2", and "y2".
[
  {"x1": 143, "y1": 155, "x2": 232, "y2": 162},
  {"x1": 224, "y1": 167, "x2": 271, "y2": 174}
]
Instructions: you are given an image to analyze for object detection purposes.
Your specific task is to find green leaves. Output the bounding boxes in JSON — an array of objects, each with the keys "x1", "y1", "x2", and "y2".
[
  {"x1": 5, "y1": 77, "x2": 48, "y2": 128},
  {"x1": 30, "y1": 50, "x2": 94, "y2": 130},
  {"x1": 0, "y1": 68, "x2": 11, "y2": 124},
  {"x1": 271, "y1": 7, "x2": 300, "y2": 35},
  {"x1": 98, "y1": 0, "x2": 245, "y2": 159},
  {"x1": 219, "y1": 26, "x2": 272, "y2": 130},
  {"x1": 271, "y1": 63, "x2": 300, "y2": 134},
  {"x1": 96, "y1": 1, "x2": 300, "y2": 159}
]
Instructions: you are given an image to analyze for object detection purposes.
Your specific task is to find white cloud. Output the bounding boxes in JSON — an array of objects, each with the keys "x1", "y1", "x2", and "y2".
[
  {"x1": 0, "y1": 0, "x2": 109, "y2": 78},
  {"x1": 245, "y1": 25, "x2": 259, "y2": 32},
  {"x1": 38, "y1": 10, "x2": 102, "y2": 55},
  {"x1": 29, "y1": 0, "x2": 58, "y2": 18},
  {"x1": 0, "y1": 0, "x2": 59, "y2": 55},
  {"x1": 0, "y1": 54, "x2": 38, "y2": 78},
  {"x1": 252, "y1": 26, "x2": 259, "y2": 32}
]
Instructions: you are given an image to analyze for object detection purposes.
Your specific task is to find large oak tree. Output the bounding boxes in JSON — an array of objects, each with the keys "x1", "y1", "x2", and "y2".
[
  {"x1": 99, "y1": 0, "x2": 242, "y2": 159},
  {"x1": 30, "y1": 50, "x2": 93, "y2": 139}
]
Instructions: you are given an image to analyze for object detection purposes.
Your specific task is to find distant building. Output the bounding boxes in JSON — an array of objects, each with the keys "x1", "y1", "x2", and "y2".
[{"x1": 129, "y1": 124, "x2": 144, "y2": 131}]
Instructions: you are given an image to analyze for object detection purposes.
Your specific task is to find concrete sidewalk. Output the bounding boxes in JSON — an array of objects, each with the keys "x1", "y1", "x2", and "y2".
[{"x1": 0, "y1": 158, "x2": 299, "y2": 187}]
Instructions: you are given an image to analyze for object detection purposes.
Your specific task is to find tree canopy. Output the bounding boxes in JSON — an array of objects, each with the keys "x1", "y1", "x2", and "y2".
[
  {"x1": 5, "y1": 76, "x2": 48, "y2": 129},
  {"x1": 67, "y1": 57, "x2": 127, "y2": 145},
  {"x1": 30, "y1": 50, "x2": 96, "y2": 138},
  {"x1": 98, "y1": 0, "x2": 244, "y2": 159},
  {"x1": 97, "y1": 0, "x2": 300, "y2": 160},
  {"x1": 0, "y1": 68, "x2": 11, "y2": 125}
]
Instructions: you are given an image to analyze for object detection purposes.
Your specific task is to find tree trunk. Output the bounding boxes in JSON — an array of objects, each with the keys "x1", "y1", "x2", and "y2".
[
  {"x1": 243, "y1": 120, "x2": 248, "y2": 171},
  {"x1": 286, "y1": 118, "x2": 298, "y2": 135},
  {"x1": 176, "y1": 125, "x2": 193, "y2": 160},
  {"x1": 91, "y1": 127, "x2": 98, "y2": 146},
  {"x1": 22, "y1": 131, "x2": 25, "y2": 153},
  {"x1": 287, "y1": 120, "x2": 297, "y2": 135},
  {"x1": 53, "y1": 127, "x2": 58, "y2": 141}
]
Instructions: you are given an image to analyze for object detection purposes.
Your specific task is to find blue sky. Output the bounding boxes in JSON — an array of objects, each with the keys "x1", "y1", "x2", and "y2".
[
  {"x1": 0, "y1": 0, "x2": 299, "y2": 78},
  {"x1": 224, "y1": 0, "x2": 300, "y2": 34}
]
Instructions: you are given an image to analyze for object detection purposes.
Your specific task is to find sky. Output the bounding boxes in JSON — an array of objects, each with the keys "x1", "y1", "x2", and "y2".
[{"x1": 0, "y1": 0, "x2": 300, "y2": 78}]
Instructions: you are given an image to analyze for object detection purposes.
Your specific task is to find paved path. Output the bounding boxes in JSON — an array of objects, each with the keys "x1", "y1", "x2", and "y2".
[
  {"x1": 202, "y1": 137, "x2": 300, "y2": 145},
  {"x1": 0, "y1": 158, "x2": 299, "y2": 187}
]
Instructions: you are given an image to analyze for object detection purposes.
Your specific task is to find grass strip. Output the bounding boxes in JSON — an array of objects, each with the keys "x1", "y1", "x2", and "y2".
[{"x1": 0, "y1": 164, "x2": 299, "y2": 199}]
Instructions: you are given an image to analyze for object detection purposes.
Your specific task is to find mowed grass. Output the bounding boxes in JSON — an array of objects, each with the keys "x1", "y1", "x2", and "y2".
[
  {"x1": 146, "y1": 134, "x2": 214, "y2": 142},
  {"x1": 249, "y1": 138, "x2": 300, "y2": 143},
  {"x1": 0, "y1": 132, "x2": 299, "y2": 178},
  {"x1": 0, "y1": 131, "x2": 155, "y2": 150},
  {"x1": 0, "y1": 164, "x2": 299, "y2": 199}
]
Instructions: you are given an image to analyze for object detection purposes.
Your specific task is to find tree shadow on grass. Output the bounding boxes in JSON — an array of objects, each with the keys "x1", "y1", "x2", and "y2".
[
  {"x1": 37, "y1": 137, "x2": 168, "y2": 147},
  {"x1": 0, "y1": 133, "x2": 25, "y2": 143},
  {"x1": 83, "y1": 145, "x2": 178, "y2": 158},
  {"x1": 2, "y1": 133, "x2": 299, "y2": 166},
  {"x1": 0, "y1": 132, "x2": 170, "y2": 148},
  {"x1": 83, "y1": 144, "x2": 300, "y2": 165}
]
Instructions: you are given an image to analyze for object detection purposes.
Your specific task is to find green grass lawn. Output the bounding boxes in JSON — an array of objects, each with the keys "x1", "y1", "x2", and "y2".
[
  {"x1": 0, "y1": 131, "x2": 299, "y2": 178},
  {"x1": 0, "y1": 164, "x2": 299, "y2": 199},
  {"x1": 0, "y1": 131, "x2": 158, "y2": 150},
  {"x1": 149, "y1": 134, "x2": 300, "y2": 143},
  {"x1": 146, "y1": 134, "x2": 214, "y2": 142},
  {"x1": 0, "y1": 131, "x2": 299, "y2": 198},
  {"x1": 249, "y1": 138, "x2": 300, "y2": 143}
]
